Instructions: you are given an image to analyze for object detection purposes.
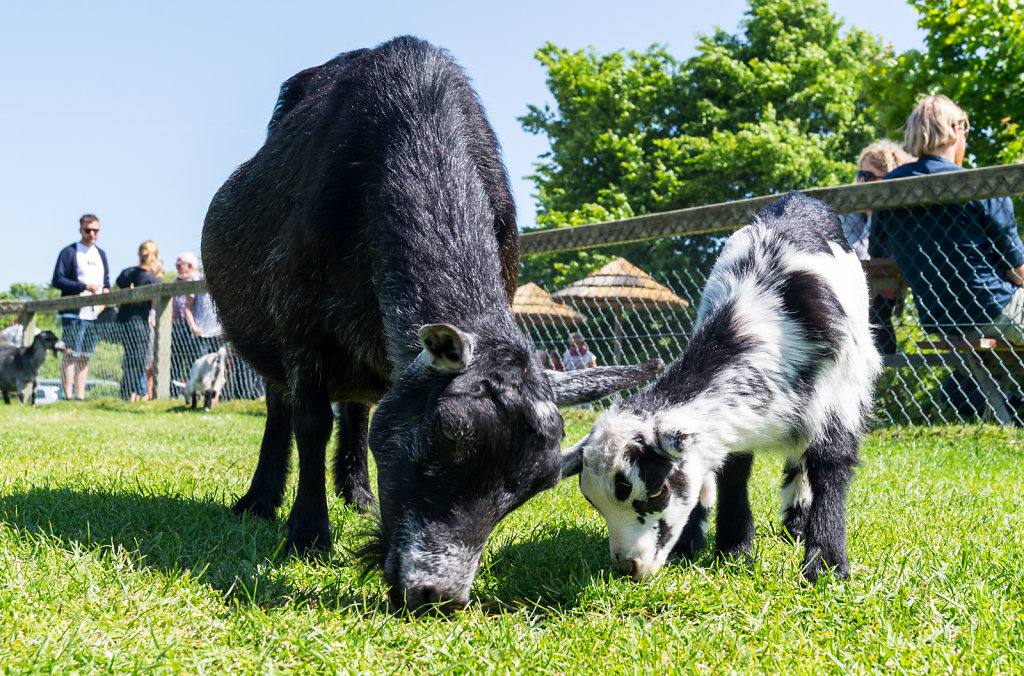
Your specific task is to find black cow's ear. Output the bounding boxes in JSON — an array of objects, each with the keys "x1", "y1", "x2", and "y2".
[
  {"x1": 546, "y1": 358, "x2": 662, "y2": 406},
  {"x1": 419, "y1": 324, "x2": 475, "y2": 372}
]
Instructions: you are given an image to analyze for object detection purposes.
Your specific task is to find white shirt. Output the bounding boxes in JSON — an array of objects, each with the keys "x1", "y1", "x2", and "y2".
[
  {"x1": 75, "y1": 242, "x2": 105, "y2": 321},
  {"x1": 561, "y1": 347, "x2": 597, "y2": 371}
]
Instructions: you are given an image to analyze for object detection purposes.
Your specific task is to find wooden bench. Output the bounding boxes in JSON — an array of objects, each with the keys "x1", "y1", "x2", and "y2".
[{"x1": 883, "y1": 337, "x2": 1024, "y2": 424}]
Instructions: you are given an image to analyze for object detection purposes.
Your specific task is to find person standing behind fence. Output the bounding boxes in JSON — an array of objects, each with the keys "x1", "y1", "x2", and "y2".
[
  {"x1": 841, "y1": 140, "x2": 915, "y2": 354},
  {"x1": 872, "y1": 95, "x2": 1024, "y2": 343},
  {"x1": 115, "y1": 241, "x2": 161, "y2": 401},
  {"x1": 143, "y1": 255, "x2": 165, "y2": 400},
  {"x1": 184, "y1": 264, "x2": 223, "y2": 355},
  {"x1": 562, "y1": 331, "x2": 597, "y2": 370},
  {"x1": 171, "y1": 252, "x2": 201, "y2": 383},
  {"x1": 52, "y1": 214, "x2": 110, "y2": 400}
]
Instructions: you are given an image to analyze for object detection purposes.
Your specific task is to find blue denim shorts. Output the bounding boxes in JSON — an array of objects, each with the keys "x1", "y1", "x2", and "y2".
[{"x1": 61, "y1": 316, "x2": 98, "y2": 358}]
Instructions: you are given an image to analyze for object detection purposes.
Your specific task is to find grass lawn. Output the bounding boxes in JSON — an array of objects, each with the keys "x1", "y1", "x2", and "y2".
[{"x1": 0, "y1": 400, "x2": 1022, "y2": 673}]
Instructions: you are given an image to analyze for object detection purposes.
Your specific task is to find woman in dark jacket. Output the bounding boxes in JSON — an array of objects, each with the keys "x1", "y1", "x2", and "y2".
[{"x1": 116, "y1": 241, "x2": 162, "y2": 400}]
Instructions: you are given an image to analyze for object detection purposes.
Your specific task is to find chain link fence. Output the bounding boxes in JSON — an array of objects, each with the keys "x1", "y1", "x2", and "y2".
[
  {"x1": 516, "y1": 164, "x2": 1024, "y2": 427},
  {"x1": 1, "y1": 284, "x2": 264, "y2": 404},
  {"x1": 5, "y1": 164, "x2": 1024, "y2": 425}
]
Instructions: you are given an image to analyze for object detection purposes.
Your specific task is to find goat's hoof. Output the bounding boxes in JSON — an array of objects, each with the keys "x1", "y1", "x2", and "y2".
[
  {"x1": 715, "y1": 544, "x2": 755, "y2": 567},
  {"x1": 232, "y1": 494, "x2": 277, "y2": 521},
  {"x1": 671, "y1": 531, "x2": 706, "y2": 561},
  {"x1": 781, "y1": 523, "x2": 805, "y2": 542},
  {"x1": 801, "y1": 552, "x2": 849, "y2": 583}
]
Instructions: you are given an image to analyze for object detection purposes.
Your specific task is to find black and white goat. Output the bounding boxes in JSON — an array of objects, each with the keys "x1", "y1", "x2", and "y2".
[
  {"x1": 173, "y1": 345, "x2": 228, "y2": 411},
  {"x1": 561, "y1": 192, "x2": 881, "y2": 583},
  {"x1": 0, "y1": 330, "x2": 66, "y2": 405}
]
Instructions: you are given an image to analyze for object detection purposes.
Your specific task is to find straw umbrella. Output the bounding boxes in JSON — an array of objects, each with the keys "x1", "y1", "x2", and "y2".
[
  {"x1": 512, "y1": 282, "x2": 587, "y2": 328},
  {"x1": 551, "y1": 258, "x2": 689, "y2": 365}
]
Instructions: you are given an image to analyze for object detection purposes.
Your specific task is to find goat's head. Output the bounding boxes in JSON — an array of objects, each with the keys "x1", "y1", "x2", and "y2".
[
  {"x1": 365, "y1": 323, "x2": 662, "y2": 612},
  {"x1": 35, "y1": 330, "x2": 66, "y2": 357},
  {"x1": 560, "y1": 406, "x2": 715, "y2": 581}
]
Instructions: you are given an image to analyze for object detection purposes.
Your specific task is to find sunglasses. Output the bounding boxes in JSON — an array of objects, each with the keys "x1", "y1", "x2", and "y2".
[
  {"x1": 856, "y1": 170, "x2": 882, "y2": 182},
  {"x1": 81, "y1": 227, "x2": 100, "y2": 233}
]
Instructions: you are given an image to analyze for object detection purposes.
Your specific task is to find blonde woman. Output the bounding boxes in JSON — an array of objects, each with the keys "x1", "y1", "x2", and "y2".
[
  {"x1": 872, "y1": 95, "x2": 1024, "y2": 343},
  {"x1": 116, "y1": 241, "x2": 162, "y2": 401}
]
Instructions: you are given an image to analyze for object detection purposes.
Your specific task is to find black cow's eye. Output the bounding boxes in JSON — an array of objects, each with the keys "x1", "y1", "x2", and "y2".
[{"x1": 649, "y1": 485, "x2": 665, "y2": 500}]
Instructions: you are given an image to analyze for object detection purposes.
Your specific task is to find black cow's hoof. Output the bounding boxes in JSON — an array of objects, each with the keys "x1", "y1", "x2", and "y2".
[
  {"x1": 232, "y1": 493, "x2": 278, "y2": 521},
  {"x1": 340, "y1": 483, "x2": 378, "y2": 515},
  {"x1": 285, "y1": 524, "x2": 333, "y2": 558}
]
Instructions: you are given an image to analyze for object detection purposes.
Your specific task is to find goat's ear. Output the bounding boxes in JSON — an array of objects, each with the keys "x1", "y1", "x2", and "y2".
[
  {"x1": 419, "y1": 324, "x2": 475, "y2": 372},
  {"x1": 559, "y1": 434, "x2": 590, "y2": 480},
  {"x1": 546, "y1": 358, "x2": 662, "y2": 406},
  {"x1": 654, "y1": 420, "x2": 695, "y2": 460}
]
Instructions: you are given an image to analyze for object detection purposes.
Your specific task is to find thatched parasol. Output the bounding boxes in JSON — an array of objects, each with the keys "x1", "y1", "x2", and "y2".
[
  {"x1": 552, "y1": 258, "x2": 688, "y2": 364},
  {"x1": 512, "y1": 282, "x2": 588, "y2": 328}
]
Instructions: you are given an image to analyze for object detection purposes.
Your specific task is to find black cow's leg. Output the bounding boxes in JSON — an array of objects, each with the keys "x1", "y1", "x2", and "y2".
[
  {"x1": 780, "y1": 457, "x2": 811, "y2": 540},
  {"x1": 715, "y1": 452, "x2": 755, "y2": 562},
  {"x1": 801, "y1": 425, "x2": 858, "y2": 582},
  {"x1": 285, "y1": 386, "x2": 334, "y2": 555},
  {"x1": 233, "y1": 385, "x2": 293, "y2": 520},
  {"x1": 333, "y1": 402, "x2": 376, "y2": 513}
]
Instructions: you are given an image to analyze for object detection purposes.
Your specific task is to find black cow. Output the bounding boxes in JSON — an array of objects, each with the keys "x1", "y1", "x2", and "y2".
[{"x1": 202, "y1": 36, "x2": 660, "y2": 611}]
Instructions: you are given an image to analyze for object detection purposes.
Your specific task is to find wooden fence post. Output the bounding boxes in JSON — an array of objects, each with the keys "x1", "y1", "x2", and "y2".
[
  {"x1": 154, "y1": 293, "x2": 173, "y2": 399},
  {"x1": 21, "y1": 310, "x2": 37, "y2": 347}
]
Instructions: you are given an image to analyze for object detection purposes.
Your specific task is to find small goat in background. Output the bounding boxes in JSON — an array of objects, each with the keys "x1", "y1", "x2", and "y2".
[
  {"x1": 0, "y1": 330, "x2": 66, "y2": 405},
  {"x1": 561, "y1": 192, "x2": 881, "y2": 583},
  {"x1": 174, "y1": 346, "x2": 228, "y2": 411}
]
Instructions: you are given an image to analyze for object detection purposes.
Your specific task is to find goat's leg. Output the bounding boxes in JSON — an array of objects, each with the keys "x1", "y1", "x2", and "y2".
[
  {"x1": 233, "y1": 385, "x2": 293, "y2": 520},
  {"x1": 780, "y1": 456, "x2": 811, "y2": 540},
  {"x1": 714, "y1": 452, "x2": 755, "y2": 562},
  {"x1": 1, "y1": 390, "x2": 9, "y2": 404},
  {"x1": 672, "y1": 470, "x2": 715, "y2": 560},
  {"x1": 333, "y1": 402, "x2": 376, "y2": 513},
  {"x1": 284, "y1": 385, "x2": 334, "y2": 556},
  {"x1": 801, "y1": 426, "x2": 858, "y2": 582}
]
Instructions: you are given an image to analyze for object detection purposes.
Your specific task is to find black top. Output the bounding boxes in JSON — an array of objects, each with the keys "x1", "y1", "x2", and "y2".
[{"x1": 115, "y1": 266, "x2": 160, "y2": 321}]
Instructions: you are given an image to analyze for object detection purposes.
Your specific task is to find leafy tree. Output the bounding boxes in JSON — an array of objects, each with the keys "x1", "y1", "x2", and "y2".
[
  {"x1": 6, "y1": 282, "x2": 58, "y2": 301},
  {"x1": 520, "y1": 0, "x2": 883, "y2": 231},
  {"x1": 518, "y1": 0, "x2": 885, "y2": 329},
  {"x1": 866, "y1": 0, "x2": 1024, "y2": 166}
]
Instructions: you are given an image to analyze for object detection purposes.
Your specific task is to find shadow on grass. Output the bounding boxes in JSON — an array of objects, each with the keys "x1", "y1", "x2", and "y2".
[
  {"x1": 474, "y1": 525, "x2": 612, "y2": 613},
  {"x1": 0, "y1": 486, "x2": 385, "y2": 613}
]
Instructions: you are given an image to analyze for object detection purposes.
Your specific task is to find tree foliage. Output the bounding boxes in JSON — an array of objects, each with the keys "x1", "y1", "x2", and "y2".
[
  {"x1": 520, "y1": 0, "x2": 884, "y2": 230},
  {"x1": 866, "y1": 0, "x2": 1024, "y2": 166}
]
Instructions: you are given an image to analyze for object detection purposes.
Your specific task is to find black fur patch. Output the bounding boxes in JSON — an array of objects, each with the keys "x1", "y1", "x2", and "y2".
[{"x1": 613, "y1": 471, "x2": 632, "y2": 502}]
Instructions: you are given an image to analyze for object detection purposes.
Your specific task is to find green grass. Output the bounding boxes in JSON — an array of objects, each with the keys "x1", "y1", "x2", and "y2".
[{"x1": 0, "y1": 401, "x2": 1022, "y2": 674}]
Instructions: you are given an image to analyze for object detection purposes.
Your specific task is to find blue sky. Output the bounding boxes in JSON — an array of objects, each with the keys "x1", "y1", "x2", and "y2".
[{"x1": 0, "y1": 0, "x2": 924, "y2": 291}]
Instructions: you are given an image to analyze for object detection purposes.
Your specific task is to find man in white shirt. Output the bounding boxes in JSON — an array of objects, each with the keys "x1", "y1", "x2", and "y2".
[{"x1": 52, "y1": 214, "x2": 110, "y2": 400}]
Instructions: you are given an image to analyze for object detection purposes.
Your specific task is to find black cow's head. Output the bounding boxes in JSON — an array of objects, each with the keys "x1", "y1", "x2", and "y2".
[{"x1": 365, "y1": 323, "x2": 661, "y2": 611}]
